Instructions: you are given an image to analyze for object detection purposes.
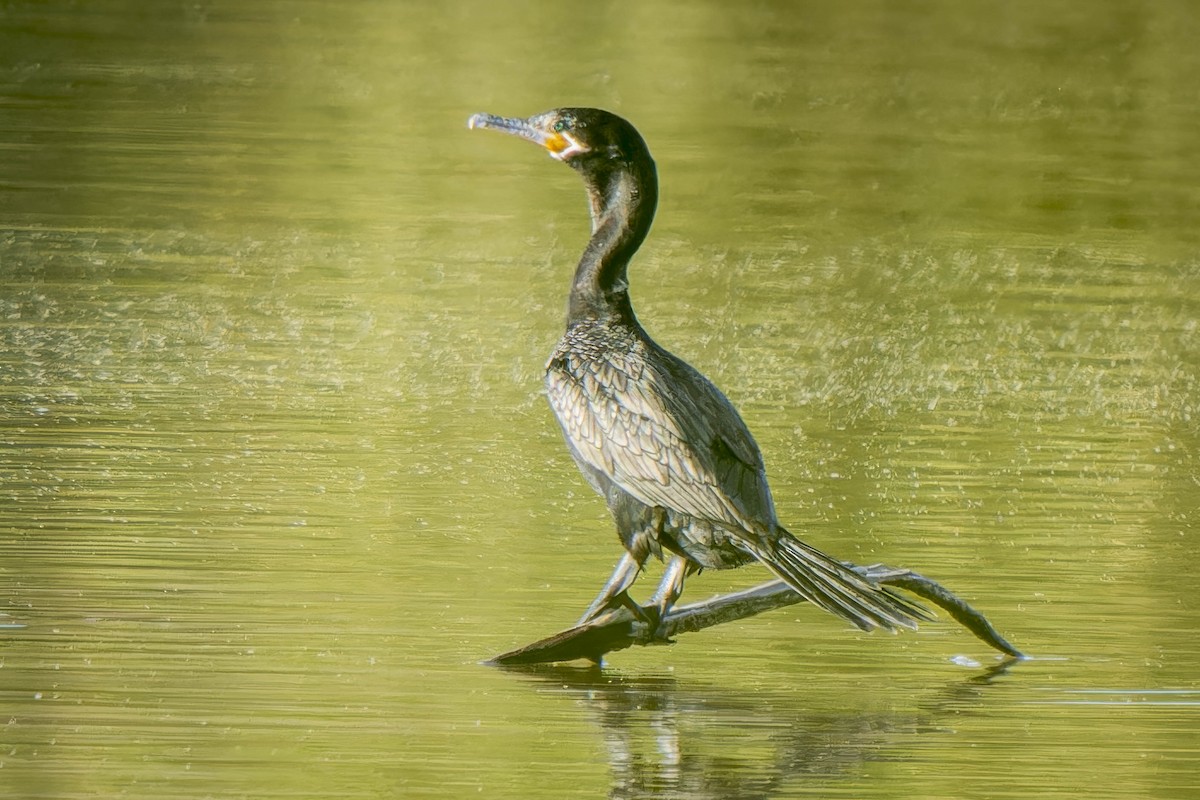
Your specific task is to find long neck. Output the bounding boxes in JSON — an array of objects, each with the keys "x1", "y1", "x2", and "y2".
[{"x1": 567, "y1": 156, "x2": 658, "y2": 325}]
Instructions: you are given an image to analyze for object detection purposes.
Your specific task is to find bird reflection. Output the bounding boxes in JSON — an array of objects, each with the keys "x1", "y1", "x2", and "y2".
[{"x1": 501, "y1": 661, "x2": 1018, "y2": 799}]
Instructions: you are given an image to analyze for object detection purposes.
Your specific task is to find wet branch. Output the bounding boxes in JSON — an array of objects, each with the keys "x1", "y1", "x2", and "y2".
[{"x1": 488, "y1": 563, "x2": 1024, "y2": 666}]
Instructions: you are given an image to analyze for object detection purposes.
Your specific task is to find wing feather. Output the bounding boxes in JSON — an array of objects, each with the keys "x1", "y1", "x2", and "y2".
[{"x1": 546, "y1": 329, "x2": 776, "y2": 529}]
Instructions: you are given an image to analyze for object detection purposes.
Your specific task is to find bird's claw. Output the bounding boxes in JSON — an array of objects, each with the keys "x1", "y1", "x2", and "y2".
[
  {"x1": 629, "y1": 603, "x2": 676, "y2": 644},
  {"x1": 581, "y1": 592, "x2": 674, "y2": 643},
  {"x1": 580, "y1": 589, "x2": 634, "y2": 625}
]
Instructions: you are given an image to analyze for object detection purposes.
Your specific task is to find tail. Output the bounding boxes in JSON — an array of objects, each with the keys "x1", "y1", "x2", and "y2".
[{"x1": 745, "y1": 527, "x2": 933, "y2": 632}]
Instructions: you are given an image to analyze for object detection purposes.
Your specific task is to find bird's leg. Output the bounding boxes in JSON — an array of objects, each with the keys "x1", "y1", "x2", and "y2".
[
  {"x1": 619, "y1": 556, "x2": 691, "y2": 645},
  {"x1": 645, "y1": 555, "x2": 691, "y2": 631},
  {"x1": 578, "y1": 552, "x2": 643, "y2": 625}
]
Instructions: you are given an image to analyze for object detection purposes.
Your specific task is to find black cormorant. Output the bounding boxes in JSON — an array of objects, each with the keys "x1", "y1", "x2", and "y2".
[{"x1": 468, "y1": 108, "x2": 930, "y2": 633}]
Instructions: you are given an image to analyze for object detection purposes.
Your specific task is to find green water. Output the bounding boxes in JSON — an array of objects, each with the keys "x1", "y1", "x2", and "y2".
[{"x1": 2, "y1": 1, "x2": 1198, "y2": 798}]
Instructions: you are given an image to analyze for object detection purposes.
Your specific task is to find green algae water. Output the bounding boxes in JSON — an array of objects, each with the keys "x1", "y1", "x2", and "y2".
[{"x1": 2, "y1": 2, "x2": 1198, "y2": 798}]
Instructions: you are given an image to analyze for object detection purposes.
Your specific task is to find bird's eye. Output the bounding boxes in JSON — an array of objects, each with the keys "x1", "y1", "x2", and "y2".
[{"x1": 553, "y1": 118, "x2": 570, "y2": 132}]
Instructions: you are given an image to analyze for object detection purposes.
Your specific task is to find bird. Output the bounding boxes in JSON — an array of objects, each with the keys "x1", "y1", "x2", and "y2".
[{"x1": 467, "y1": 107, "x2": 931, "y2": 634}]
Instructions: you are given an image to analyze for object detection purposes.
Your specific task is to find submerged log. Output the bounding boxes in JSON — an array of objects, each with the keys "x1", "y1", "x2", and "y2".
[{"x1": 488, "y1": 563, "x2": 1024, "y2": 666}]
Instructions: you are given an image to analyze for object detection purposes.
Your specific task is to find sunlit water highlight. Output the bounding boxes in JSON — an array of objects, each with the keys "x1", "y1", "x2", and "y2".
[{"x1": 2, "y1": 2, "x2": 1199, "y2": 799}]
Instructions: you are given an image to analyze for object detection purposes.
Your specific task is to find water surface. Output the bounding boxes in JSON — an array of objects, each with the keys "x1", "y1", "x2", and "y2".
[{"x1": 2, "y1": 1, "x2": 1198, "y2": 798}]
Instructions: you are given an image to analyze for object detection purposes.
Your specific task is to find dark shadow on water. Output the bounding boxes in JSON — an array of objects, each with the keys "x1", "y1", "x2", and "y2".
[{"x1": 499, "y1": 659, "x2": 1022, "y2": 799}]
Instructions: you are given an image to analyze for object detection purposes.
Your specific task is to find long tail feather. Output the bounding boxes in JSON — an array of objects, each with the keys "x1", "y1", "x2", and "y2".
[{"x1": 744, "y1": 527, "x2": 933, "y2": 632}]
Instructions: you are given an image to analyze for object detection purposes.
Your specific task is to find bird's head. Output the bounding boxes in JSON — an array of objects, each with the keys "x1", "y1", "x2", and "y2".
[{"x1": 467, "y1": 107, "x2": 650, "y2": 172}]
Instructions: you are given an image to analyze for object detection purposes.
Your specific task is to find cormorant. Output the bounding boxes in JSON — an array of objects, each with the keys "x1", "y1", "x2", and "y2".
[{"x1": 468, "y1": 108, "x2": 930, "y2": 633}]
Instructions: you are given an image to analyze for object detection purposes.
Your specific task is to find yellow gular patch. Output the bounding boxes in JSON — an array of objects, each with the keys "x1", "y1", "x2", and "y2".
[{"x1": 545, "y1": 131, "x2": 588, "y2": 160}]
